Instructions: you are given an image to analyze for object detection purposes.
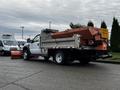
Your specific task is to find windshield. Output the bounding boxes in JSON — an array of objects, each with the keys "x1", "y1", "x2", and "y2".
[
  {"x1": 3, "y1": 40, "x2": 18, "y2": 46},
  {"x1": 18, "y1": 41, "x2": 26, "y2": 46}
]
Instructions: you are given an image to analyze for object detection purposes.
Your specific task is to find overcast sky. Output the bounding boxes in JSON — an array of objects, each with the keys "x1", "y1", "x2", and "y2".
[{"x1": 0, "y1": 0, "x2": 120, "y2": 39}]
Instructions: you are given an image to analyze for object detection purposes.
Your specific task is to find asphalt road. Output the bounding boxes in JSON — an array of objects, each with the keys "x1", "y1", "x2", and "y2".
[{"x1": 0, "y1": 57, "x2": 120, "y2": 90}]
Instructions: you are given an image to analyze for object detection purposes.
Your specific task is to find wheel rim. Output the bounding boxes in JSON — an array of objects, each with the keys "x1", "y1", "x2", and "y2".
[
  {"x1": 23, "y1": 51, "x2": 27, "y2": 59},
  {"x1": 56, "y1": 53, "x2": 63, "y2": 63}
]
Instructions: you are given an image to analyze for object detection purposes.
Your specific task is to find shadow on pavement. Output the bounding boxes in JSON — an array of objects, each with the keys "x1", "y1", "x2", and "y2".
[{"x1": 22, "y1": 58, "x2": 106, "y2": 70}]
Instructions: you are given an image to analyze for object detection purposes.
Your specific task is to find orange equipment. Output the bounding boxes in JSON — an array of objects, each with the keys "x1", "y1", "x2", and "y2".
[
  {"x1": 11, "y1": 50, "x2": 22, "y2": 59},
  {"x1": 51, "y1": 26, "x2": 108, "y2": 48},
  {"x1": 51, "y1": 27, "x2": 100, "y2": 39}
]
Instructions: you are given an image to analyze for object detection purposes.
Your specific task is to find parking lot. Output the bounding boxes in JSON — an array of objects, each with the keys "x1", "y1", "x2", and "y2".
[{"x1": 0, "y1": 56, "x2": 120, "y2": 90}]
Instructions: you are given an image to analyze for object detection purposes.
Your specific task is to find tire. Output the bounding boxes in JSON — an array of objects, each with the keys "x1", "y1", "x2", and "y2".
[
  {"x1": 44, "y1": 56, "x2": 49, "y2": 61},
  {"x1": 65, "y1": 56, "x2": 74, "y2": 64},
  {"x1": 54, "y1": 51, "x2": 65, "y2": 65},
  {"x1": 23, "y1": 50, "x2": 30, "y2": 60},
  {"x1": 0, "y1": 51, "x2": 5, "y2": 56}
]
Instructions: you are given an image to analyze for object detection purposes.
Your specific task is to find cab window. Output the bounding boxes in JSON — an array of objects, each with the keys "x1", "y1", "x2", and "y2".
[{"x1": 33, "y1": 35, "x2": 40, "y2": 43}]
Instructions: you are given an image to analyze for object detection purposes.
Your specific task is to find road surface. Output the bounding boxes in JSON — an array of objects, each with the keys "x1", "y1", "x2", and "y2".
[{"x1": 0, "y1": 56, "x2": 120, "y2": 90}]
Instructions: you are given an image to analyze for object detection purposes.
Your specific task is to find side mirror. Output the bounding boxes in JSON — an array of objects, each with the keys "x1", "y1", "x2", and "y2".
[{"x1": 27, "y1": 39, "x2": 32, "y2": 43}]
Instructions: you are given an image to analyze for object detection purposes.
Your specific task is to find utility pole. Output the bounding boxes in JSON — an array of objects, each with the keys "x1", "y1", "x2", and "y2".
[
  {"x1": 20, "y1": 26, "x2": 24, "y2": 39},
  {"x1": 49, "y1": 21, "x2": 51, "y2": 29}
]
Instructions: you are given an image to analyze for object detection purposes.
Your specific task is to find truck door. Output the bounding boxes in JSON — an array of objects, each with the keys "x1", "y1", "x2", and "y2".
[{"x1": 29, "y1": 34, "x2": 41, "y2": 54}]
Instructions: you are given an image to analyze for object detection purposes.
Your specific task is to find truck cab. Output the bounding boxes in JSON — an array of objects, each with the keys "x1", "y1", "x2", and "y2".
[
  {"x1": 28, "y1": 34, "x2": 41, "y2": 55},
  {"x1": 23, "y1": 29, "x2": 58, "y2": 60}
]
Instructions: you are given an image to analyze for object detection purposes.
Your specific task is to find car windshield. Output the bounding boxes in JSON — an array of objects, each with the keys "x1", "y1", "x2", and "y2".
[
  {"x1": 3, "y1": 40, "x2": 18, "y2": 46},
  {"x1": 18, "y1": 41, "x2": 26, "y2": 46}
]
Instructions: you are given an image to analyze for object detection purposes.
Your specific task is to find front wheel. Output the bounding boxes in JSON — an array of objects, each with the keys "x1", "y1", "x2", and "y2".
[
  {"x1": 23, "y1": 50, "x2": 30, "y2": 60},
  {"x1": 44, "y1": 56, "x2": 50, "y2": 61}
]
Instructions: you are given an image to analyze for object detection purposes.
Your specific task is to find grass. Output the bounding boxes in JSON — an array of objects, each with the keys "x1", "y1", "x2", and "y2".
[{"x1": 111, "y1": 52, "x2": 120, "y2": 60}]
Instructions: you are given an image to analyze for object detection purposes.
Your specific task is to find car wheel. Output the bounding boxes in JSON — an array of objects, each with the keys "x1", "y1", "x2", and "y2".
[{"x1": 0, "y1": 50, "x2": 5, "y2": 56}]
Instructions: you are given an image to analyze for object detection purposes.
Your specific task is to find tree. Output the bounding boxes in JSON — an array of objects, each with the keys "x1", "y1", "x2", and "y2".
[
  {"x1": 69, "y1": 22, "x2": 82, "y2": 29},
  {"x1": 70, "y1": 22, "x2": 74, "y2": 28},
  {"x1": 101, "y1": 21, "x2": 107, "y2": 28},
  {"x1": 87, "y1": 21, "x2": 94, "y2": 27},
  {"x1": 110, "y1": 17, "x2": 120, "y2": 52}
]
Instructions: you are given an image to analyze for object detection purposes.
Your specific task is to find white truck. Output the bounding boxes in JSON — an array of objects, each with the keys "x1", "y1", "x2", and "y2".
[
  {"x1": 23, "y1": 28, "x2": 111, "y2": 64},
  {"x1": 0, "y1": 34, "x2": 19, "y2": 55}
]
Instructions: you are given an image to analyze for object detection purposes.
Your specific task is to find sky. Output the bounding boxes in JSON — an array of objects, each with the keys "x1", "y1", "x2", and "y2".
[{"x1": 0, "y1": 0, "x2": 120, "y2": 39}]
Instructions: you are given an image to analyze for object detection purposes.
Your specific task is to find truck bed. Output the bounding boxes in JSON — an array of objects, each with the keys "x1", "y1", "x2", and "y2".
[{"x1": 41, "y1": 34, "x2": 80, "y2": 49}]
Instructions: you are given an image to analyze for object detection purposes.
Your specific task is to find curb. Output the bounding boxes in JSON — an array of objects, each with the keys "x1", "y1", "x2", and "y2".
[{"x1": 94, "y1": 59, "x2": 120, "y2": 64}]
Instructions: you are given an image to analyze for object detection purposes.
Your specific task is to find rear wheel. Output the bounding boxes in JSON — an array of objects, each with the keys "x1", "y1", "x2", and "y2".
[
  {"x1": 23, "y1": 50, "x2": 30, "y2": 60},
  {"x1": 54, "y1": 51, "x2": 66, "y2": 65},
  {"x1": 0, "y1": 51, "x2": 5, "y2": 56}
]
